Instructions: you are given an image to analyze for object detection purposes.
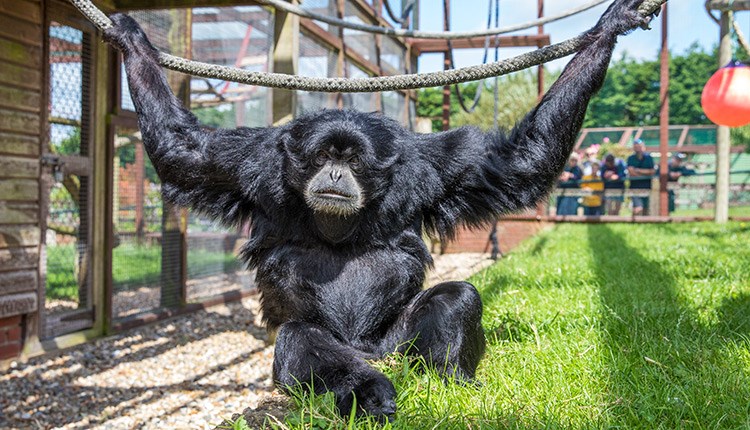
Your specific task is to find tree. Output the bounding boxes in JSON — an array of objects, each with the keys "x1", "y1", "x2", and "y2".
[{"x1": 416, "y1": 69, "x2": 557, "y2": 132}]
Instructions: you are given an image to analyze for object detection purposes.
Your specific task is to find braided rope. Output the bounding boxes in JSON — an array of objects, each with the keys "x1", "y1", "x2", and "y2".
[
  {"x1": 256, "y1": 0, "x2": 611, "y2": 39},
  {"x1": 69, "y1": 0, "x2": 667, "y2": 93}
]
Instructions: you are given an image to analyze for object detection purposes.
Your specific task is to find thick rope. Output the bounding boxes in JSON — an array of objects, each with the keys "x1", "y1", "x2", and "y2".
[
  {"x1": 257, "y1": 0, "x2": 611, "y2": 39},
  {"x1": 69, "y1": 0, "x2": 666, "y2": 93}
]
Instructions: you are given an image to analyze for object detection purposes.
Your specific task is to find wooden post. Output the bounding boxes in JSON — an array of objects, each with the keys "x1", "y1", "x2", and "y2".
[
  {"x1": 272, "y1": 0, "x2": 299, "y2": 125},
  {"x1": 160, "y1": 9, "x2": 191, "y2": 308},
  {"x1": 715, "y1": 11, "x2": 732, "y2": 223},
  {"x1": 134, "y1": 137, "x2": 144, "y2": 242},
  {"x1": 536, "y1": 0, "x2": 546, "y2": 216},
  {"x1": 658, "y1": 3, "x2": 669, "y2": 217}
]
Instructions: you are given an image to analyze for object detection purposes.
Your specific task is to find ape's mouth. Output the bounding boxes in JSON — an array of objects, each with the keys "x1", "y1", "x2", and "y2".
[{"x1": 313, "y1": 188, "x2": 354, "y2": 200}]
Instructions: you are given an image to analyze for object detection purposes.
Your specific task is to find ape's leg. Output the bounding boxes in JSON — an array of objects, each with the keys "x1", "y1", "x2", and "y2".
[
  {"x1": 273, "y1": 321, "x2": 397, "y2": 421},
  {"x1": 381, "y1": 281, "x2": 485, "y2": 381}
]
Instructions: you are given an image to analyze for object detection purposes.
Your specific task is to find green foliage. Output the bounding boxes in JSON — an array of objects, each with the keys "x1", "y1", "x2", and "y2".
[
  {"x1": 54, "y1": 128, "x2": 81, "y2": 155},
  {"x1": 451, "y1": 70, "x2": 560, "y2": 132},
  {"x1": 277, "y1": 222, "x2": 750, "y2": 429},
  {"x1": 194, "y1": 105, "x2": 237, "y2": 128},
  {"x1": 583, "y1": 42, "x2": 750, "y2": 148},
  {"x1": 218, "y1": 416, "x2": 251, "y2": 430},
  {"x1": 416, "y1": 71, "x2": 557, "y2": 132}
]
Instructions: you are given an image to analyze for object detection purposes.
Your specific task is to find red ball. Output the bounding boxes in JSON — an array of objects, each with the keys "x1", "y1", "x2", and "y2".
[{"x1": 701, "y1": 61, "x2": 750, "y2": 127}]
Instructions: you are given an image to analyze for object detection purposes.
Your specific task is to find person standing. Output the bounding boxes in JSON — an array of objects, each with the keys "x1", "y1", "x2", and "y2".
[
  {"x1": 626, "y1": 139, "x2": 655, "y2": 215},
  {"x1": 557, "y1": 153, "x2": 583, "y2": 215},
  {"x1": 581, "y1": 161, "x2": 604, "y2": 216},
  {"x1": 666, "y1": 153, "x2": 695, "y2": 213},
  {"x1": 601, "y1": 153, "x2": 627, "y2": 215}
]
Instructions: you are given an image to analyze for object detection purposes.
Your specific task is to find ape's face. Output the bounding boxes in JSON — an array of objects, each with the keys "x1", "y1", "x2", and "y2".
[
  {"x1": 304, "y1": 144, "x2": 364, "y2": 217},
  {"x1": 284, "y1": 114, "x2": 397, "y2": 243}
]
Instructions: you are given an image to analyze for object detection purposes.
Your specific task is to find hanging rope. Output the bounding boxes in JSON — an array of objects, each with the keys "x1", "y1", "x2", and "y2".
[
  {"x1": 382, "y1": 0, "x2": 416, "y2": 26},
  {"x1": 69, "y1": 0, "x2": 666, "y2": 93},
  {"x1": 449, "y1": 0, "x2": 497, "y2": 113},
  {"x1": 255, "y1": 0, "x2": 611, "y2": 39}
]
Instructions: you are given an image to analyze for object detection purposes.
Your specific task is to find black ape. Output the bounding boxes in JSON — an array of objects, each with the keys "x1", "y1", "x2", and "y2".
[{"x1": 104, "y1": 0, "x2": 652, "y2": 421}]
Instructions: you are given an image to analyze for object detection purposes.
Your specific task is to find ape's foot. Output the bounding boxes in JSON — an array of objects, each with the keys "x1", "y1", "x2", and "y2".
[
  {"x1": 597, "y1": 0, "x2": 658, "y2": 36},
  {"x1": 337, "y1": 375, "x2": 397, "y2": 423}
]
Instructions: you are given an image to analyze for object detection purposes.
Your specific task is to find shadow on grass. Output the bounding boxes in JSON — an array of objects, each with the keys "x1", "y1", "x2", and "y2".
[{"x1": 587, "y1": 224, "x2": 750, "y2": 428}]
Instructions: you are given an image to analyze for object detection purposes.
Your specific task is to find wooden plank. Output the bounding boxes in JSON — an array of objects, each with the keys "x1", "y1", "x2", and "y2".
[
  {"x1": 0, "y1": 132, "x2": 40, "y2": 157},
  {"x1": 707, "y1": 0, "x2": 750, "y2": 10},
  {"x1": 0, "y1": 84, "x2": 41, "y2": 113},
  {"x1": 0, "y1": 37, "x2": 43, "y2": 68},
  {"x1": 0, "y1": 108, "x2": 40, "y2": 135},
  {"x1": 0, "y1": 14, "x2": 42, "y2": 47},
  {"x1": 0, "y1": 202, "x2": 38, "y2": 224},
  {"x1": 115, "y1": 0, "x2": 261, "y2": 9},
  {"x1": 0, "y1": 156, "x2": 39, "y2": 179},
  {"x1": 0, "y1": 179, "x2": 39, "y2": 201},
  {"x1": 0, "y1": 246, "x2": 38, "y2": 271},
  {"x1": 0, "y1": 226, "x2": 40, "y2": 248},
  {"x1": 0, "y1": 270, "x2": 37, "y2": 295},
  {"x1": 0, "y1": 292, "x2": 37, "y2": 318},
  {"x1": 410, "y1": 34, "x2": 551, "y2": 54},
  {"x1": 0, "y1": 1, "x2": 42, "y2": 25},
  {"x1": 0, "y1": 62, "x2": 42, "y2": 91}
]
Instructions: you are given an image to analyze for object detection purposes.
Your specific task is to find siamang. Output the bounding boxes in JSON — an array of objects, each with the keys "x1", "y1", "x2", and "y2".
[{"x1": 104, "y1": 0, "x2": 653, "y2": 421}]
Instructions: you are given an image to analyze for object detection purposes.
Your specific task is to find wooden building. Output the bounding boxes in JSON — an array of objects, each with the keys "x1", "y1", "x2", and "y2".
[{"x1": 0, "y1": 0, "x2": 419, "y2": 365}]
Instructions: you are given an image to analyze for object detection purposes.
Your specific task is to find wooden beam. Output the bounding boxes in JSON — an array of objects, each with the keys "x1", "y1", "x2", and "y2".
[
  {"x1": 410, "y1": 34, "x2": 551, "y2": 54},
  {"x1": 716, "y1": 11, "x2": 732, "y2": 223},
  {"x1": 707, "y1": 0, "x2": 750, "y2": 10},
  {"x1": 114, "y1": 0, "x2": 262, "y2": 10},
  {"x1": 272, "y1": 0, "x2": 299, "y2": 126}
]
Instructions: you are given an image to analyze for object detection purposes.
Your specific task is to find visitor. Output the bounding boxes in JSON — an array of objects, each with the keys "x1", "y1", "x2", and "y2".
[
  {"x1": 581, "y1": 161, "x2": 604, "y2": 216},
  {"x1": 601, "y1": 153, "x2": 626, "y2": 215},
  {"x1": 557, "y1": 153, "x2": 583, "y2": 216},
  {"x1": 626, "y1": 138, "x2": 655, "y2": 216},
  {"x1": 666, "y1": 153, "x2": 695, "y2": 213}
]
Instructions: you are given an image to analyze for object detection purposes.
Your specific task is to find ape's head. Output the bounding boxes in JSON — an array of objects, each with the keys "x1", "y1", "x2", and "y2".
[{"x1": 282, "y1": 110, "x2": 400, "y2": 243}]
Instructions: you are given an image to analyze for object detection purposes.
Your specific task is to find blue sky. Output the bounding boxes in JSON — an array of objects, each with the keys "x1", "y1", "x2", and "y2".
[{"x1": 417, "y1": 0, "x2": 750, "y2": 73}]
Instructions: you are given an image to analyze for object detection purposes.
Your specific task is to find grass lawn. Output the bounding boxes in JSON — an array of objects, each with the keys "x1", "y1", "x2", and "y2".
[
  {"x1": 46, "y1": 243, "x2": 241, "y2": 299},
  {"x1": 276, "y1": 222, "x2": 750, "y2": 429},
  {"x1": 671, "y1": 206, "x2": 750, "y2": 218}
]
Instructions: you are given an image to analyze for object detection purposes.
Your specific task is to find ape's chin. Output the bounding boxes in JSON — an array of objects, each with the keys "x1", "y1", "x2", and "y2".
[{"x1": 313, "y1": 211, "x2": 358, "y2": 244}]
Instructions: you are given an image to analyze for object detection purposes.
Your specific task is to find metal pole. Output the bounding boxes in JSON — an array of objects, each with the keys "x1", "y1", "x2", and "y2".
[
  {"x1": 537, "y1": 0, "x2": 545, "y2": 101},
  {"x1": 442, "y1": 0, "x2": 451, "y2": 131},
  {"x1": 715, "y1": 11, "x2": 732, "y2": 223},
  {"x1": 658, "y1": 3, "x2": 669, "y2": 216}
]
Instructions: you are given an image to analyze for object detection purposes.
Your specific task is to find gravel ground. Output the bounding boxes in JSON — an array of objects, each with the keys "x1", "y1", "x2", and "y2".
[{"x1": 0, "y1": 253, "x2": 493, "y2": 430}]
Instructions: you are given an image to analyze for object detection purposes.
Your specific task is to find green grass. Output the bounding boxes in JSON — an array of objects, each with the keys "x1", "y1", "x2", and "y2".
[
  {"x1": 46, "y1": 243, "x2": 241, "y2": 300},
  {"x1": 671, "y1": 206, "x2": 750, "y2": 218},
  {"x1": 271, "y1": 222, "x2": 750, "y2": 429}
]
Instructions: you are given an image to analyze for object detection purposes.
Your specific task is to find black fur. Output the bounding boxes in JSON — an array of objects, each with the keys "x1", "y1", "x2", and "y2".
[{"x1": 104, "y1": 0, "x2": 653, "y2": 420}]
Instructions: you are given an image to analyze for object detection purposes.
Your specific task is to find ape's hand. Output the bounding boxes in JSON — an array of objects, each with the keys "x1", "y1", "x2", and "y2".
[
  {"x1": 595, "y1": 0, "x2": 660, "y2": 36},
  {"x1": 103, "y1": 13, "x2": 155, "y2": 55}
]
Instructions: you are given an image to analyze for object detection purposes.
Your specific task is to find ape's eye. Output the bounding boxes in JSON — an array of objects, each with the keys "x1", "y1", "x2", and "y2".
[
  {"x1": 314, "y1": 150, "x2": 328, "y2": 166},
  {"x1": 349, "y1": 155, "x2": 362, "y2": 170}
]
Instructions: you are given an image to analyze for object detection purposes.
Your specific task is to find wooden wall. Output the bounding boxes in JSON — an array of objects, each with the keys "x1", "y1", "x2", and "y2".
[{"x1": 0, "y1": 0, "x2": 43, "y2": 361}]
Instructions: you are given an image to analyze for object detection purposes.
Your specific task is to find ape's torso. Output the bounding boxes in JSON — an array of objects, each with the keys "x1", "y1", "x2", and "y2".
[{"x1": 254, "y1": 227, "x2": 430, "y2": 351}]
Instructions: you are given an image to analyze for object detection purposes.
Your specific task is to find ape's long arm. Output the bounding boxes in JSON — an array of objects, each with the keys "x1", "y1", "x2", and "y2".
[
  {"x1": 419, "y1": 0, "x2": 653, "y2": 237},
  {"x1": 105, "y1": 14, "x2": 280, "y2": 226}
]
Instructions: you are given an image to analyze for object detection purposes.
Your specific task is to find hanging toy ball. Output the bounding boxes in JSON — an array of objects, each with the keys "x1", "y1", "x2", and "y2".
[{"x1": 701, "y1": 61, "x2": 750, "y2": 127}]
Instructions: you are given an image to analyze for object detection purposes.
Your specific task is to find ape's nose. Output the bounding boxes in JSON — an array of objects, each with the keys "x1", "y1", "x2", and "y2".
[{"x1": 330, "y1": 169, "x2": 342, "y2": 182}]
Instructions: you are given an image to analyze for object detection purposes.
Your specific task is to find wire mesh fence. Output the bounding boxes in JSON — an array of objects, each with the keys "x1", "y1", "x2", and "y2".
[{"x1": 44, "y1": 20, "x2": 94, "y2": 337}]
